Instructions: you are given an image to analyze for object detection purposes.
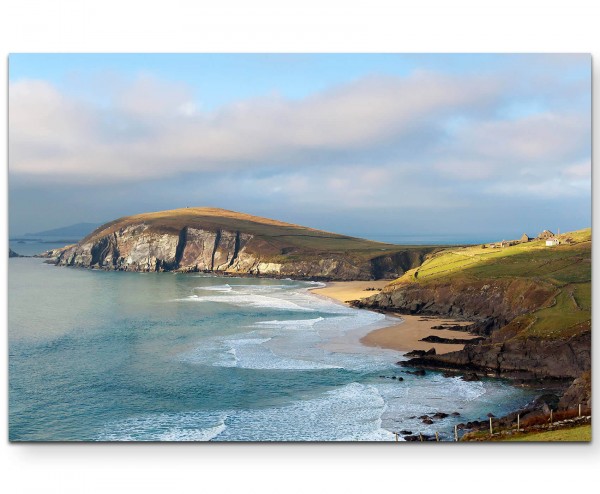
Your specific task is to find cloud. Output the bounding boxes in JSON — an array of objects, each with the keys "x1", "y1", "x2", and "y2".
[
  {"x1": 8, "y1": 59, "x2": 591, "y2": 239},
  {"x1": 9, "y1": 71, "x2": 506, "y2": 181}
]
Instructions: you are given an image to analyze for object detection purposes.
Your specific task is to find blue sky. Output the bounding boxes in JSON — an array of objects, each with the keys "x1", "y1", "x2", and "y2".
[{"x1": 8, "y1": 54, "x2": 591, "y2": 241}]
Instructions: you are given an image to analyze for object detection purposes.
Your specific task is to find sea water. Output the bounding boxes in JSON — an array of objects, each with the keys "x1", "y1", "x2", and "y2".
[{"x1": 8, "y1": 248, "x2": 537, "y2": 441}]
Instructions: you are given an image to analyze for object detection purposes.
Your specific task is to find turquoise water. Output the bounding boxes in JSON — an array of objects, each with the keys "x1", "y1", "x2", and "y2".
[{"x1": 9, "y1": 247, "x2": 536, "y2": 441}]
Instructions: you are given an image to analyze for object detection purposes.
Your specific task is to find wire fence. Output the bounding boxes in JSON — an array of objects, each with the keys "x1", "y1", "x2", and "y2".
[{"x1": 393, "y1": 404, "x2": 591, "y2": 442}]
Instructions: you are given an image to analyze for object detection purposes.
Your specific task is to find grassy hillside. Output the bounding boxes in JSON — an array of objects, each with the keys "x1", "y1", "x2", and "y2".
[
  {"x1": 83, "y1": 207, "x2": 434, "y2": 261},
  {"x1": 388, "y1": 229, "x2": 591, "y2": 340},
  {"x1": 503, "y1": 425, "x2": 591, "y2": 442}
]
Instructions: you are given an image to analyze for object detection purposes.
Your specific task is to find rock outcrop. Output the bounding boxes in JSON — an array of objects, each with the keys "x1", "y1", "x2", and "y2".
[
  {"x1": 9, "y1": 248, "x2": 23, "y2": 258},
  {"x1": 45, "y1": 210, "x2": 436, "y2": 281},
  {"x1": 558, "y1": 371, "x2": 591, "y2": 410},
  {"x1": 354, "y1": 278, "x2": 557, "y2": 335},
  {"x1": 401, "y1": 329, "x2": 590, "y2": 380},
  {"x1": 358, "y1": 233, "x2": 591, "y2": 393}
]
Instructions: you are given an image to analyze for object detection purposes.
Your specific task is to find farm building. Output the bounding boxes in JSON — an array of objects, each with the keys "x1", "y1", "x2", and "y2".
[
  {"x1": 546, "y1": 238, "x2": 560, "y2": 247},
  {"x1": 538, "y1": 230, "x2": 555, "y2": 240},
  {"x1": 520, "y1": 233, "x2": 532, "y2": 242}
]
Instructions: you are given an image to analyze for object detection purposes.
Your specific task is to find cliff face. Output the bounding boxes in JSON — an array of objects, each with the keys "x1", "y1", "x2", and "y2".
[
  {"x1": 358, "y1": 232, "x2": 591, "y2": 387},
  {"x1": 49, "y1": 222, "x2": 426, "y2": 280},
  {"x1": 360, "y1": 277, "x2": 591, "y2": 381},
  {"x1": 402, "y1": 329, "x2": 591, "y2": 380},
  {"x1": 355, "y1": 278, "x2": 557, "y2": 334}
]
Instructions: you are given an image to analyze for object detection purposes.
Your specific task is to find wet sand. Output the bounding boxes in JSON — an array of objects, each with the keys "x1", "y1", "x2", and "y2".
[
  {"x1": 359, "y1": 315, "x2": 477, "y2": 355},
  {"x1": 309, "y1": 280, "x2": 390, "y2": 304},
  {"x1": 311, "y1": 281, "x2": 478, "y2": 355}
]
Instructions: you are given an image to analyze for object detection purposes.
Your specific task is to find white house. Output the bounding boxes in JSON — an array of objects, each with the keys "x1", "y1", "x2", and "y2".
[{"x1": 546, "y1": 238, "x2": 559, "y2": 247}]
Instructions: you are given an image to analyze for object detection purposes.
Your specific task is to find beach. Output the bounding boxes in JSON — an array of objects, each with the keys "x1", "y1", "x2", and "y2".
[{"x1": 311, "y1": 280, "x2": 478, "y2": 355}]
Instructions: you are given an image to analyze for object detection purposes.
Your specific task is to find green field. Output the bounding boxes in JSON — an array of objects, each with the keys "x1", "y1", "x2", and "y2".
[
  {"x1": 83, "y1": 207, "x2": 438, "y2": 262},
  {"x1": 390, "y1": 229, "x2": 591, "y2": 340},
  {"x1": 503, "y1": 425, "x2": 591, "y2": 442}
]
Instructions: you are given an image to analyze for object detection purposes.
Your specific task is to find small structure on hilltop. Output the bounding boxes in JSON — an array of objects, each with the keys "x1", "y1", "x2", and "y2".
[
  {"x1": 546, "y1": 237, "x2": 560, "y2": 247},
  {"x1": 538, "y1": 230, "x2": 555, "y2": 240},
  {"x1": 520, "y1": 233, "x2": 532, "y2": 243}
]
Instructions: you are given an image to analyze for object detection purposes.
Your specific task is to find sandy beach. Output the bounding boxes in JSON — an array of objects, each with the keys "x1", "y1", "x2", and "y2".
[
  {"x1": 311, "y1": 280, "x2": 478, "y2": 355},
  {"x1": 310, "y1": 280, "x2": 390, "y2": 304}
]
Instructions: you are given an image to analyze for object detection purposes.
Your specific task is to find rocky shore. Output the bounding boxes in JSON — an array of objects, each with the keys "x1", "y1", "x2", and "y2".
[{"x1": 41, "y1": 208, "x2": 437, "y2": 281}]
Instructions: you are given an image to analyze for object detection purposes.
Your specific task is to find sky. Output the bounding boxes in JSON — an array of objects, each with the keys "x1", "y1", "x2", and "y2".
[{"x1": 8, "y1": 53, "x2": 591, "y2": 242}]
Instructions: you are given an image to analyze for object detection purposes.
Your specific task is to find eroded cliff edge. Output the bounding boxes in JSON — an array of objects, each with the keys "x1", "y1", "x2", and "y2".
[
  {"x1": 42, "y1": 208, "x2": 438, "y2": 281},
  {"x1": 354, "y1": 229, "x2": 591, "y2": 407}
]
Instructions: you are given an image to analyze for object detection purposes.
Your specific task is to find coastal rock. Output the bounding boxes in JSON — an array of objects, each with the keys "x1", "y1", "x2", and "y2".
[
  {"x1": 9, "y1": 248, "x2": 23, "y2": 258},
  {"x1": 404, "y1": 348, "x2": 436, "y2": 357},
  {"x1": 400, "y1": 330, "x2": 591, "y2": 381},
  {"x1": 558, "y1": 372, "x2": 591, "y2": 410},
  {"x1": 48, "y1": 208, "x2": 438, "y2": 281},
  {"x1": 356, "y1": 278, "x2": 557, "y2": 335},
  {"x1": 403, "y1": 369, "x2": 426, "y2": 376},
  {"x1": 419, "y1": 335, "x2": 484, "y2": 345}
]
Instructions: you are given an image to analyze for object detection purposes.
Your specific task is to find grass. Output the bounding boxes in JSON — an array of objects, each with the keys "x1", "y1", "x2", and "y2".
[
  {"x1": 518, "y1": 283, "x2": 591, "y2": 339},
  {"x1": 82, "y1": 206, "x2": 440, "y2": 263},
  {"x1": 395, "y1": 229, "x2": 591, "y2": 285},
  {"x1": 389, "y1": 228, "x2": 591, "y2": 341},
  {"x1": 503, "y1": 425, "x2": 591, "y2": 442}
]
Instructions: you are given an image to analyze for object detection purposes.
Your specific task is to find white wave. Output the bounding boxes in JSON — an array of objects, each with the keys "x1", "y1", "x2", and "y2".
[
  {"x1": 214, "y1": 382, "x2": 393, "y2": 442},
  {"x1": 97, "y1": 413, "x2": 227, "y2": 442},
  {"x1": 176, "y1": 293, "x2": 316, "y2": 312},
  {"x1": 216, "y1": 336, "x2": 340, "y2": 370},
  {"x1": 305, "y1": 281, "x2": 327, "y2": 288},
  {"x1": 254, "y1": 317, "x2": 325, "y2": 328},
  {"x1": 194, "y1": 284, "x2": 232, "y2": 292}
]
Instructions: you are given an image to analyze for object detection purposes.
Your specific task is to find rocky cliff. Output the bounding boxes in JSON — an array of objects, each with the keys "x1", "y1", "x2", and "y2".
[
  {"x1": 45, "y1": 208, "x2": 438, "y2": 281},
  {"x1": 357, "y1": 230, "x2": 592, "y2": 402},
  {"x1": 354, "y1": 278, "x2": 557, "y2": 335}
]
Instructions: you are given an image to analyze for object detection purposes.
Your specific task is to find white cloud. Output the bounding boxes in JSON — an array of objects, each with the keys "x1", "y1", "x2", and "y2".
[
  {"x1": 9, "y1": 71, "x2": 505, "y2": 181},
  {"x1": 8, "y1": 68, "x2": 590, "y2": 216}
]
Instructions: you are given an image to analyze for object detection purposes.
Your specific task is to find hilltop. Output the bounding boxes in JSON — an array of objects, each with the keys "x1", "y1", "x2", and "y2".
[
  {"x1": 356, "y1": 229, "x2": 591, "y2": 405},
  {"x1": 45, "y1": 207, "x2": 440, "y2": 280}
]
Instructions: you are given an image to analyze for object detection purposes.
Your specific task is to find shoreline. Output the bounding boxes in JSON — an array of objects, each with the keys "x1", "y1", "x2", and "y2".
[{"x1": 310, "y1": 281, "x2": 478, "y2": 356}]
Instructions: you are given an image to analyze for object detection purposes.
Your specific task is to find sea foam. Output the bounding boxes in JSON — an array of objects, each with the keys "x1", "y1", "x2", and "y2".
[{"x1": 175, "y1": 293, "x2": 316, "y2": 312}]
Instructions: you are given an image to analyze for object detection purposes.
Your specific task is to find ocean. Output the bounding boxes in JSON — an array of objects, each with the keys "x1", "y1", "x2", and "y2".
[{"x1": 8, "y1": 242, "x2": 536, "y2": 441}]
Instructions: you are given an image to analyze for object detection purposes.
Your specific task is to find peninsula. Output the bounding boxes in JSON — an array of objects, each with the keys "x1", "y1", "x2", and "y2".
[
  {"x1": 43, "y1": 208, "x2": 591, "y2": 413},
  {"x1": 42, "y1": 207, "x2": 439, "y2": 281}
]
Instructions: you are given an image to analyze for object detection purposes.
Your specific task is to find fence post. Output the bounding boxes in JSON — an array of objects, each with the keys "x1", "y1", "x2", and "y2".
[
  {"x1": 454, "y1": 425, "x2": 458, "y2": 442},
  {"x1": 579, "y1": 404, "x2": 582, "y2": 417},
  {"x1": 550, "y1": 409, "x2": 553, "y2": 424},
  {"x1": 435, "y1": 432, "x2": 439, "y2": 442},
  {"x1": 517, "y1": 414, "x2": 520, "y2": 430},
  {"x1": 489, "y1": 417, "x2": 493, "y2": 435},
  {"x1": 419, "y1": 433, "x2": 423, "y2": 442}
]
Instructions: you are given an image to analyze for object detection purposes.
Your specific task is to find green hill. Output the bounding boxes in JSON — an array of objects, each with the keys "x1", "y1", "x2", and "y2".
[
  {"x1": 84, "y1": 207, "x2": 424, "y2": 258},
  {"x1": 50, "y1": 207, "x2": 441, "y2": 280},
  {"x1": 388, "y1": 228, "x2": 591, "y2": 341},
  {"x1": 358, "y1": 228, "x2": 591, "y2": 385}
]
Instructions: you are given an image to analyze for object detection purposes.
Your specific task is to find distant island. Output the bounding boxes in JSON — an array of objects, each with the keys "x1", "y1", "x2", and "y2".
[{"x1": 25, "y1": 222, "x2": 102, "y2": 239}]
